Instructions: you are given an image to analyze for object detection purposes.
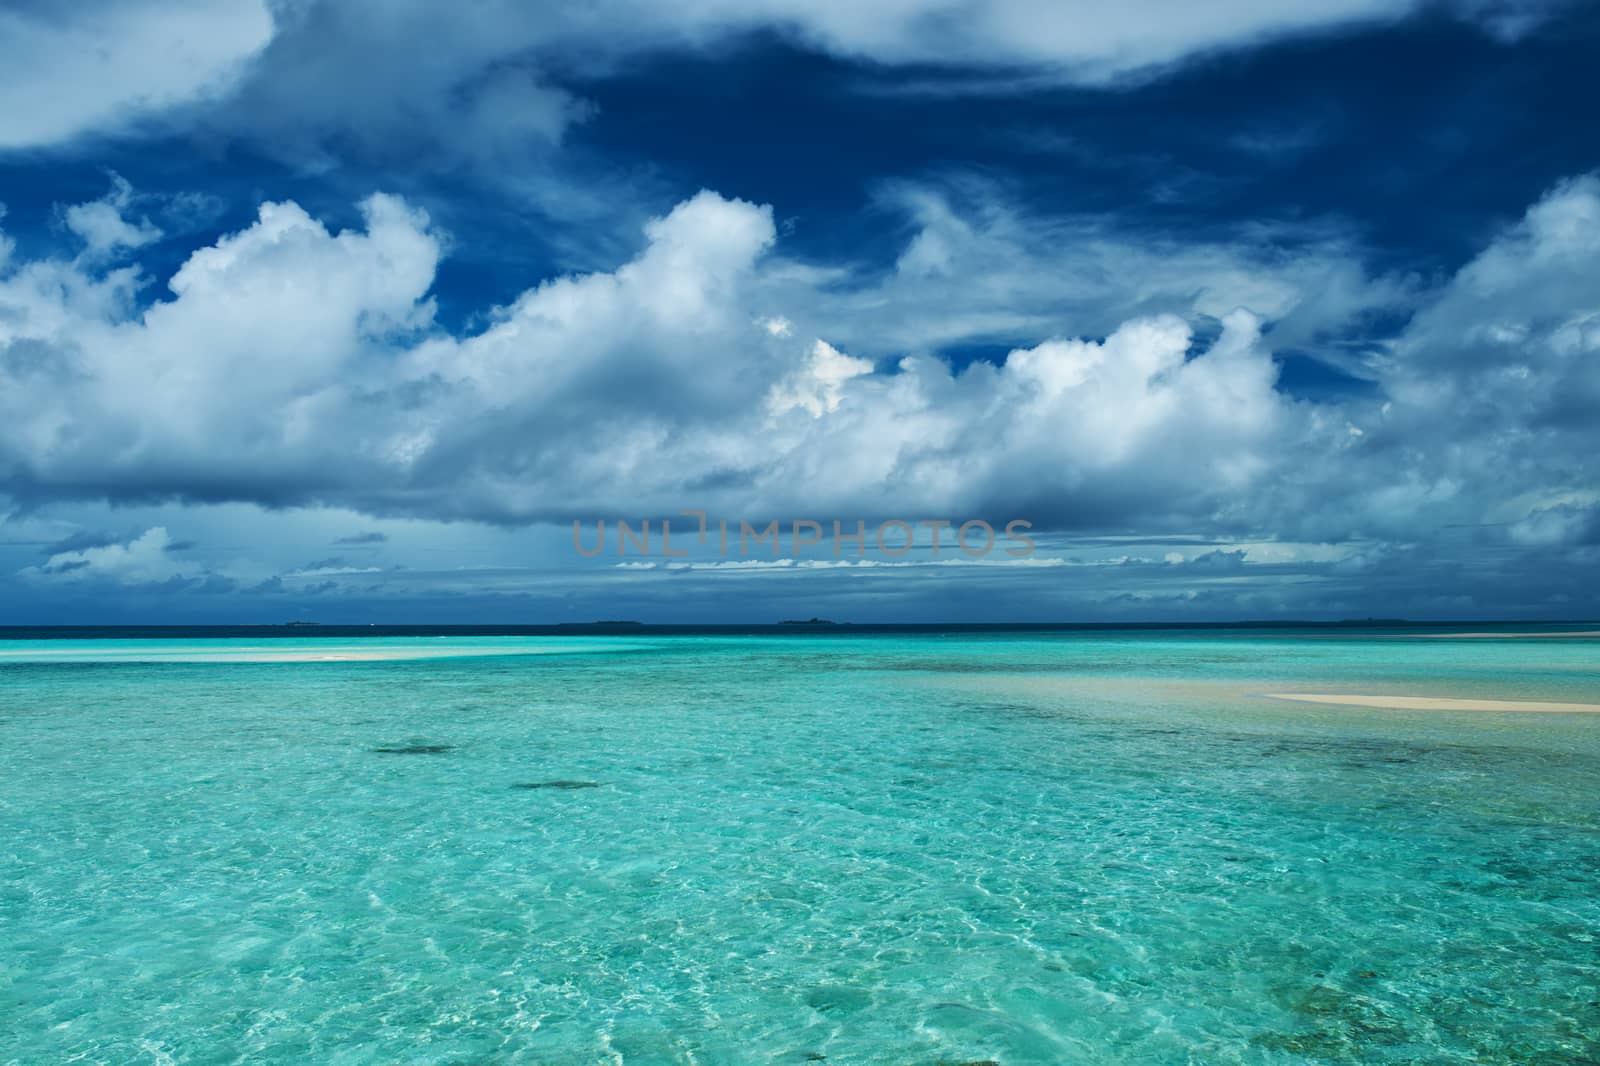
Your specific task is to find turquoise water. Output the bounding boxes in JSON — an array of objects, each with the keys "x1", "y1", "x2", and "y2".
[{"x1": 3, "y1": 631, "x2": 1598, "y2": 1064}]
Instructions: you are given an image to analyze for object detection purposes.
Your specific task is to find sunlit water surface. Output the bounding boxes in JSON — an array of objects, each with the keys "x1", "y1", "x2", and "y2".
[{"x1": 3, "y1": 631, "x2": 1598, "y2": 1064}]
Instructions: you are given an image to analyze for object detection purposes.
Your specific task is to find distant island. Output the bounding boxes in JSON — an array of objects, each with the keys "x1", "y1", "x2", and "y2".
[{"x1": 779, "y1": 618, "x2": 837, "y2": 625}]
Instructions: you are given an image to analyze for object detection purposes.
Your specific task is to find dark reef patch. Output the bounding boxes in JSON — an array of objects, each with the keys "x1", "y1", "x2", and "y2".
[
  {"x1": 372, "y1": 744, "x2": 454, "y2": 754},
  {"x1": 512, "y1": 780, "x2": 601, "y2": 790}
]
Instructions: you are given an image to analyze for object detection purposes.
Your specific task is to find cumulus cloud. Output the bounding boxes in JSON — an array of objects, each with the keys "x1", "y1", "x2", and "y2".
[
  {"x1": 768, "y1": 340, "x2": 874, "y2": 417},
  {"x1": 20, "y1": 526, "x2": 184, "y2": 585},
  {"x1": 1254, "y1": 175, "x2": 1600, "y2": 546},
  {"x1": 1, "y1": 180, "x2": 1311, "y2": 528},
  {"x1": 1383, "y1": 175, "x2": 1600, "y2": 430},
  {"x1": 0, "y1": 171, "x2": 1595, "y2": 597},
  {"x1": 752, "y1": 309, "x2": 1291, "y2": 527},
  {"x1": 1, "y1": 191, "x2": 441, "y2": 506}
]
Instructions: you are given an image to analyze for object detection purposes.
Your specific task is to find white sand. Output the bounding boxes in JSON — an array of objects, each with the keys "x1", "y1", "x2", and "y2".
[
  {"x1": 1406, "y1": 630, "x2": 1600, "y2": 639},
  {"x1": 1264, "y1": 692, "x2": 1600, "y2": 713},
  {"x1": 0, "y1": 643, "x2": 616, "y2": 664}
]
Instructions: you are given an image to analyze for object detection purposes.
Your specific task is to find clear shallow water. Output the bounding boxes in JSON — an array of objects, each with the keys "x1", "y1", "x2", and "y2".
[{"x1": 2, "y1": 631, "x2": 1598, "y2": 1064}]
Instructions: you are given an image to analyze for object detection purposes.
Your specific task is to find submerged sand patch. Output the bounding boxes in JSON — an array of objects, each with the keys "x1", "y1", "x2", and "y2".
[{"x1": 1264, "y1": 693, "x2": 1600, "y2": 714}]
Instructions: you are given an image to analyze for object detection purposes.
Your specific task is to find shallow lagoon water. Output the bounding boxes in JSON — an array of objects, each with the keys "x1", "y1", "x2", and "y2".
[{"x1": 3, "y1": 631, "x2": 1598, "y2": 1063}]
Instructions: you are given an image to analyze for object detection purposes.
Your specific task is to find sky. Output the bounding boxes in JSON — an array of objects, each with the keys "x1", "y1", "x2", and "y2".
[{"x1": 0, "y1": 0, "x2": 1597, "y2": 624}]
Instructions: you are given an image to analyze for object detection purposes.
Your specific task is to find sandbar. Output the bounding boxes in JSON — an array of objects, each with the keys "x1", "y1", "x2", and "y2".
[
  {"x1": 1405, "y1": 630, "x2": 1600, "y2": 639},
  {"x1": 1264, "y1": 692, "x2": 1600, "y2": 713},
  {"x1": 0, "y1": 643, "x2": 625, "y2": 664}
]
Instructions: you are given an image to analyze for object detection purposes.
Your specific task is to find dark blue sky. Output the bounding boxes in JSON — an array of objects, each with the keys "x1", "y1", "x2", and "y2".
[
  {"x1": 0, "y1": 0, "x2": 1596, "y2": 622},
  {"x1": 5, "y1": 6, "x2": 1595, "y2": 322}
]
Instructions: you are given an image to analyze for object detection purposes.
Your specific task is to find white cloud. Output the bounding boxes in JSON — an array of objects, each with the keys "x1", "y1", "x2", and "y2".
[
  {"x1": 20, "y1": 526, "x2": 183, "y2": 585},
  {"x1": 3, "y1": 181, "x2": 1305, "y2": 528},
  {"x1": 694, "y1": 0, "x2": 1418, "y2": 78},
  {"x1": 0, "y1": 0, "x2": 273, "y2": 149},
  {"x1": 62, "y1": 174, "x2": 161, "y2": 259},
  {"x1": 768, "y1": 339, "x2": 874, "y2": 416},
  {"x1": 0, "y1": 0, "x2": 1543, "y2": 155},
  {"x1": 755, "y1": 309, "x2": 1289, "y2": 525},
  {"x1": 284, "y1": 564, "x2": 384, "y2": 578},
  {"x1": 1, "y1": 190, "x2": 443, "y2": 510},
  {"x1": 1385, "y1": 174, "x2": 1600, "y2": 422},
  {"x1": 1232, "y1": 175, "x2": 1600, "y2": 547},
  {"x1": 759, "y1": 179, "x2": 1414, "y2": 367},
  {"x1": 0, "y1": 173, "x2": 1595, "y2": 578}
]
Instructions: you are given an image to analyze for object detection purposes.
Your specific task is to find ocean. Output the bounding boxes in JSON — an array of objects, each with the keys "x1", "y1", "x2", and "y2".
[{"x1": 3, "y1": 627, "x2": 1597, "y2": 1063}]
